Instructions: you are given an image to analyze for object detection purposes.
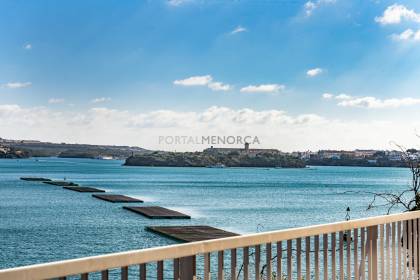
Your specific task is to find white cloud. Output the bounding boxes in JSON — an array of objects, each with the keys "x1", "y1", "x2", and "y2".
[
  {"x1": 230, "y1": 26, "x2": 247, "y2": 35},
  {"x1": 91, "y1": 97, "x2": 112, "y2": 103},
  {"x1": 2, "y1": 104, "x2": 420, "y2": 152},
  {"x1": 240, "y1": 84, "x2": 285, "y2": 94},
  {"x1": 304, "y1": 0, "x2": 336, "y2": 16},
  {"x1": 24, "y1": 44, "x2": 32, "y2": 50},
  {"x1": 335, "y1": 94, "x2": 352, "y2": 100},
  {"x1": 0, "y1": 104, "x2": 51, "y2": 126},
  {"x1": 167, "y1": 0, "x2": 191, "y2": 6},
  {"x1": 48, "y1": 98, "x2": 65, "y2": 104},
  {"x1": 323, "y1": 93, "x2": 420, "y2": 108},
  {"x1": 0, "y1": 104, "x2": 23, "y2": 116},
  {"x1": 322, "y1": 93, "x2": 334, "y2": 99},
  {"x1": 174, "y1": 75, "x2": 213, "y2": 86},
  {"x1": 391, "y1": 29, "x2": 420, "y2": 41},
  {"x1": 0, "y1": 104, "x2": 326, "y2": 150},
  {"x1": 173, "y1": 75, "x2": 231, "y2": 91},
  {"x1": 2, "y1": 82, "x2": 32, "y2": 89},
  {"x1": 306, "y1": 68, "x2": 323, "y2": 77},
  {"x1": 174, "y1": 76, "x2": 284, "y2": 93},
  {"x1": 304, "y1": 1, "x2": 317, "y2": 16},
  {"x1": 207, "y1": 82, "x2": 231, "y2": 91},
  {"x1": 375, "y1": 4, "x2": 420, "y2": 25},
  {"x1": 339, "y1": 97, "x2": 420, "y2": 108}
]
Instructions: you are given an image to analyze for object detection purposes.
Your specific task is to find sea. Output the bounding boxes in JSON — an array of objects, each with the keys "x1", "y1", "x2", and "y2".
[{"x1": 0, "y1": 157, "x2": 412, "y2": 270}]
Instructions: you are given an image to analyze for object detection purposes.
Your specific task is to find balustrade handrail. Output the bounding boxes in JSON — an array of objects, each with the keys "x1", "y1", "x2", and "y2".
[{"x1": 1, "y1": 211, "x2": 420, "y2": 280}]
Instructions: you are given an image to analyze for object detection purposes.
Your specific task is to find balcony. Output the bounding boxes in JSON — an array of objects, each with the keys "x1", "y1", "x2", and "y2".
[{"x1": 1, "y1": 211, "x2": 419, "y2": 280}]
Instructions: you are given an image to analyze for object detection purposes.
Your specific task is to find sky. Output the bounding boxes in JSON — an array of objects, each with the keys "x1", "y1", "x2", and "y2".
[{"x1": 1, "y1": 0, "x2": 420, "y2": 151}]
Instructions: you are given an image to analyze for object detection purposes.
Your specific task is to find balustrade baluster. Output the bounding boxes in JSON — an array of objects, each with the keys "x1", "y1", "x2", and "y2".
[
  {"x1": 380, "y1": 224, "x2": 385, "y2": 279},
  {"x1": 218, "y1": 251, "x2": 224, "y2": 280},
  {"x1": 287, "y1": 240, "x2": 292, "y2": 280},
  {"x1": 392, "y1": 223, "x2": 396, "y2": 280},
  {"x1": 276, "y1": 242, "x2": 282, "y2": 280},
  {"x1": 140, "y1": 263, "x2": 146, "y2": 280},
  {"x1": 409, "y1": 221, "x2": 413, "y2": 280},
  {"x1": 265, "y1": 244, "x2": 271, "y2": 280},
  {"x1": 332, "y1": 233, "x2": 336, "y2": 280},
  {"x1": 174, "y1": 259, "x2": 180, "y2": 280},
  {"x1": 101, "y1": 270, "x2": 108, "y2": 280},
  {"x1": 413, "y1": 219, "x2": 418, "y2": 279},
  {"x1": 323, "y1": 234, "x2": 328, "y2": 280},
  {"x1": 315, "y1": 235, "x2": 320, "y2": 280},
  {"x1": 305, "y1": 237, "x2": 310, "y2": 280},
  {"x1": 121, "y1": 266, "x2": 128, "y2": 280},
  {"x1": 386, "y1": 223, "x2": 391, "y2": 280},
  {"x1": 244, "y1": 247, "x2": 249, "y2": 280},
  {"x1": 157, "y1": 261, "x2": 163, "y2": 280},
  {"x1": 347, "y1": 230, "x2": 351, "y2": 280},
  {"x1": 255, "y1": 245, "x2": 260, "y2": 280},
  {"x1": 339, "y1": 231, "x2": 344, "y2": 280},
  {"x1": 354, "y1": 228, "x2": 359, "y2": 280},
  {"x1": 231, "y1": 249, "x2": 237, "y2": 280},
  {"x1": 361, "y1": 227, "x2": 366, "y2": 280}
]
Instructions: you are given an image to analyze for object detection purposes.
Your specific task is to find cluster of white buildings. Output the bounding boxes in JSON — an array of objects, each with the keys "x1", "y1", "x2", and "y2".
[
  {"x1": 202, "y1": 143, "x2": 420, "y2": 163},
  {"x1": 290, "y1": 149, "x2": 417, "y2": 162}
]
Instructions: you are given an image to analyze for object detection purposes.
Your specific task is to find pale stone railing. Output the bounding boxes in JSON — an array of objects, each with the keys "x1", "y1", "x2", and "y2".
[{"x1": 1, "y1": 211, "x2": 420, "y2": 280}]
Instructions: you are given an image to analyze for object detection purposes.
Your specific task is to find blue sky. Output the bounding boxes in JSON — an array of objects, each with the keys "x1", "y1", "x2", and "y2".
[{"x1": 1, "y1": 0, "x2": 420, "y2": 151}]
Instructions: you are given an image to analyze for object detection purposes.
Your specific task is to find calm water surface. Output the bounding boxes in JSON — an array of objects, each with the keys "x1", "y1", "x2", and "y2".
[{"x1": 0, "y1": 158, "x2": 411, "y2": 269}]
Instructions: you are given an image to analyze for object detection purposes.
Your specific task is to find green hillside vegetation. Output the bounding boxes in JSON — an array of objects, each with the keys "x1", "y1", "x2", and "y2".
[
  {"x1": 1, "y1": 141, "x2": 147, "y2": 159},
  {"x1": 124, "y1": 151, "x2": 306, "y2": 168}
]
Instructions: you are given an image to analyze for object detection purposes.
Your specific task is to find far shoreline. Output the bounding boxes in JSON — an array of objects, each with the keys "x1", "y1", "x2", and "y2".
[{"x1": 1, "y1": 156, "x2": 410, "y2": 169}]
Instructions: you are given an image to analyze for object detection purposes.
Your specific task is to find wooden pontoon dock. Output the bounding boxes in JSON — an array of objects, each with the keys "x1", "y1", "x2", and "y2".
[
  {"x1": 92, "y1": 194, "x2": 143, "y2": 203},
  {"x1": 20, "y1": 177, "x2": 51, "y2": 182},
  {"x1": 43, "y1": 181, "x2": 79, "y2": 186},
  {"x1": 146, "y1": 226, "x2": 239, "y2": 242},
  {"x1": 123, "y1": 206, "x2": 191, "y2": 219},
  {"x1": 63, "y1": 186, "x2": 105, "y2": 193}
]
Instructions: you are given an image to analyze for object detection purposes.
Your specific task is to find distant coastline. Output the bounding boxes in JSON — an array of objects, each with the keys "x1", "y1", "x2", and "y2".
[
  {"x1": 303, "y1": 150, "x2": 410, "y2": 168},
  {"x1": 0, "y1": 137, "x2": 413, "y2": 168},
  {"x1": 306, "y1": 158, "x2": 408, "y2": 168},
  {"x1": 0, "y1": 137, "x2": 146, "y2": 160}
]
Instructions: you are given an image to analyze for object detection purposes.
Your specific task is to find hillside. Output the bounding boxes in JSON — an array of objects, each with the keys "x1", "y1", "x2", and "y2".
[
  {"x1": 124, "y1": 151, "x2": 306, "y2": 168},
  {"x1": 0, "y1": 138, "x2": 147, "y2": 159}
]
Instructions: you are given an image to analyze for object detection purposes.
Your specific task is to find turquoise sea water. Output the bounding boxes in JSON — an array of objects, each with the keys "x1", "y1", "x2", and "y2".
[{"x1": 0, "y1": 157, "x2": 412, "y2": 269}]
